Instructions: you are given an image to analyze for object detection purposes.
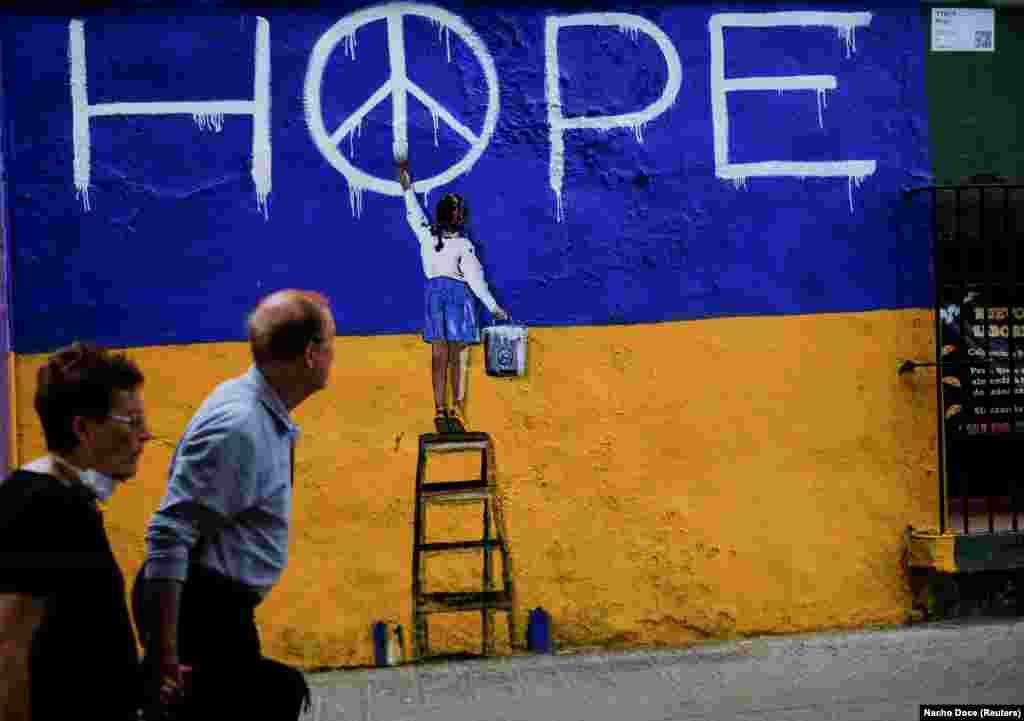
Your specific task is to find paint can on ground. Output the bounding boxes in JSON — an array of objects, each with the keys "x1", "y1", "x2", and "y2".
[
  {"x1": 393, "y1": 624, "x2": 406, "y2": 665},
  {"x1": 372, "y1": 622, "x2": 405, "y2": 666},
  {"x1": 482, "y1": 322, "x2": 528, "y2": 377},
  {"x1": 526, "y1": 607, "x2": 552, "y2": 653}
]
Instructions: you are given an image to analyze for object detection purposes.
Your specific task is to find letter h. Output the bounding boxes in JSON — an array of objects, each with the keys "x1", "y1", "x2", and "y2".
[{"x1": 68, "y1": 18, "x2": 272, "y2": 217}]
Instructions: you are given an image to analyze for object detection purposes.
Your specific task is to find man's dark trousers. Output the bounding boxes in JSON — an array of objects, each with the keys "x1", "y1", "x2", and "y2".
[{"x1": 138, "y1": 562, "x2": 311, "y2": 721}]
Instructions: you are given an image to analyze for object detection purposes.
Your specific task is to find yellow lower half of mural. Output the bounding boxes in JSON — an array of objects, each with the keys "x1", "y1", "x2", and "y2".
[{"x1": 13, "y1": 308, "x2": 939, "y2": 669}]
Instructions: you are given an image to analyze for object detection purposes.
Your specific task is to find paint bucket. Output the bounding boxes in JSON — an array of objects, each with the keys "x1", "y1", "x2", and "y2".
[
  {"x1": 482, "y1": 321, "x2": 528, "y2": 377},
  {"x1": 526, "y1": 607, "x2": 552, "y2": 654}
]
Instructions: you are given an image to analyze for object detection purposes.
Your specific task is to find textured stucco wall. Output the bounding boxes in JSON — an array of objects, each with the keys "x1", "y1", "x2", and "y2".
[
  {"x1": 4, "y1": 1, "x2": 940, "y2": 667},
  {"x1": 15, "y1": 308, "x2": 939, "y2": 668}
]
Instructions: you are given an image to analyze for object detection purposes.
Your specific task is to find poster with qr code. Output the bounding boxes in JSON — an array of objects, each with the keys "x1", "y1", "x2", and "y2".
[{"x1": 932, "y1": 8, "x2": 995, "y2": 52}]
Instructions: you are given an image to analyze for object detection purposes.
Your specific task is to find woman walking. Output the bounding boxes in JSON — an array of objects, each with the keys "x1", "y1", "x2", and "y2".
[{"x1": 0, "y1": 342, "x2": 152, "y2": 721}]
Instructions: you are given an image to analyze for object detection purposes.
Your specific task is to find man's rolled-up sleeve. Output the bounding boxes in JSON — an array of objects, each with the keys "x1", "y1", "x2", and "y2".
[{"x1": 144, "y1": 412, "x2": 259, "y2": 582}]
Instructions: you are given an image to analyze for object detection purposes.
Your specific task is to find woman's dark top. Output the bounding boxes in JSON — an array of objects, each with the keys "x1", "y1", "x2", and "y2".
[{"x1": 0, "y1": 469, "x2": 140, "y2": 720}]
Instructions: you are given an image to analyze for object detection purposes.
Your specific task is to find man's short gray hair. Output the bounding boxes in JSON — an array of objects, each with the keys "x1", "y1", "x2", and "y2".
[{"x1": 247, "y1": 290, "x2": 331, "y2": 365}]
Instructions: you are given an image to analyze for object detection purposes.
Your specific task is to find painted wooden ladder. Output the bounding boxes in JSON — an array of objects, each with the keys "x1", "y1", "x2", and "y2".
[{"x1": 412, "y1": 431, "x2": 517, "y2": 660}]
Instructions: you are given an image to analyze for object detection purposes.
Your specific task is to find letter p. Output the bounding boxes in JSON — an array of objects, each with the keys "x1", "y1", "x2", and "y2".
[{"x1": 545, "y1": 13, "x2": 682, "y2": 221}]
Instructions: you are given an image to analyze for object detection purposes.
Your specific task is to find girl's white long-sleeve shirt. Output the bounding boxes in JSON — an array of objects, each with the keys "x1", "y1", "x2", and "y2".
[{"x1": 404, "y1": 189, "x2": 500, "y2": 314}]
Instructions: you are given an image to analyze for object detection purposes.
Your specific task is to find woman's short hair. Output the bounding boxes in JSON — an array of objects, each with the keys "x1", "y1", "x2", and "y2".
[{"x1": 34, "y1": 342, "x2": 145, "y2": 453}]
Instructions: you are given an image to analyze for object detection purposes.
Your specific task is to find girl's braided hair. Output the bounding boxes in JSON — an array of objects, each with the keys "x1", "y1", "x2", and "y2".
[{"x1": 432, "y1": 193, "x2": 466, "y2": 252}]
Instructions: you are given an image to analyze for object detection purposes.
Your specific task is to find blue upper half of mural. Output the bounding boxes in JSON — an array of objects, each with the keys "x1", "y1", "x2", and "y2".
[{"x1": 2, "y1": 2, "x2": 933, "y2": 353}]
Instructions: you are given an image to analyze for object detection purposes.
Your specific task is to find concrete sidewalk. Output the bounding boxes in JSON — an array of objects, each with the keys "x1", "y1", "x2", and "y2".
[{"x1": 300, "y1": 618, "x2": 1023, "y2": 721}]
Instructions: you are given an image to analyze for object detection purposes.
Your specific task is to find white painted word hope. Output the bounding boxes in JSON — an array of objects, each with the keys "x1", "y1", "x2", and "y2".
[{"x1": 68, "y1": 5, "x2": 878, "y2": 220}]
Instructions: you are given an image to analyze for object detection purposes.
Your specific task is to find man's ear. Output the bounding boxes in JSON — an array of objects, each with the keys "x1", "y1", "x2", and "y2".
[{"x1": 70, "y1": 415, "x2": 91, "y2": 445}]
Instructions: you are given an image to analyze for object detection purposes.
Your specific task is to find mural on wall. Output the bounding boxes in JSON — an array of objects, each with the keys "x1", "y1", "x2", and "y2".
[
  {"x1": 707, "y1": 12, "x2": 876, "y2": 212},
  {"x1": 69, "y1": 17, "x2": 272, "y2": 216},
  {"x1": 306, "y1": 4, "x2": 500, "y2": 219},
  {"x1": 3, "y1": 3, "x2": 932, "y2": 354},
  {"x1": 546, "y1": 12, "x2": 682, "y2": 222}
]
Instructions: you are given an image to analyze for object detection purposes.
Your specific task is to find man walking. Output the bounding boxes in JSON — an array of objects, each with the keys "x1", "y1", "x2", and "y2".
[{"x1": 136, "y1": 290, "x2": 335, "y2": 720}]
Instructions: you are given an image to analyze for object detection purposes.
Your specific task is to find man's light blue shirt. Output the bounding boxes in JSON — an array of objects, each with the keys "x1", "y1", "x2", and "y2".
[{"x1": 144, "y1": 366, "x2": 299, "y2": 596}]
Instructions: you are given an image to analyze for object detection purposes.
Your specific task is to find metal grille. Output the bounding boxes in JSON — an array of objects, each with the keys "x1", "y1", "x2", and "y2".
[{"x1": 908, "y1": 181, "x2": 1024, "y2": 534}]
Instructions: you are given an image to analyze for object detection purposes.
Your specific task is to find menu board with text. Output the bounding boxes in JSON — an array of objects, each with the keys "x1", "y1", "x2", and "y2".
[{"x1": 939, "y1": 287, "x2": 1024, "y2": 435}]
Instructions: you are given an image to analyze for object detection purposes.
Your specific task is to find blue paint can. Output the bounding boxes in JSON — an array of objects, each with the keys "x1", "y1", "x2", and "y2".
[
  {"x1": 372, "y1": 622, "x2": 389, "y2": 666},
  {"x1": 526, "y1": 607, "x2": 552, "y2": 654}
]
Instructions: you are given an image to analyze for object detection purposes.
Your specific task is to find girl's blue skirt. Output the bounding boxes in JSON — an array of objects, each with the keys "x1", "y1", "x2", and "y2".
[{"x1": 423, "y1": 276, "x2": 481, "y2": 344}]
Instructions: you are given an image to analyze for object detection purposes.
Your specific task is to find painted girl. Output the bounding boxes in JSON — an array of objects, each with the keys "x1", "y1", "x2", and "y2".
[{"x1": 398, "y1": 159, "x2": 509, "y2": 434}]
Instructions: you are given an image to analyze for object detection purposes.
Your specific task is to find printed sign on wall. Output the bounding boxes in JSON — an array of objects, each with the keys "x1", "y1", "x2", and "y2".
[{"x1": 931, "y1": 8, "x2": 995, "y2": 53}]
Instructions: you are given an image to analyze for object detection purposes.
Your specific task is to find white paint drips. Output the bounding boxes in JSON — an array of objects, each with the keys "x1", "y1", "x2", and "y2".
[
  {"x1": 347, "y1": 119, "x2": 363, "y2": 157},
  {"x1": 349, "y1": 181, "x2": 365, "y2": 218},
  {"x1": 429, "y1": 17, "x2": 452, "y2": 62},
  {"x1": 343, "y1": 30, "x2": 358, "y2": 60},
  {"x1": 193, "y1": 113, "x2": 225, "y2": 132},
  {"x1": 837, "y1": 23, "x2": 860, "y2": 59},
  {"x1": 69, "y1": 17, "x2": 273, "y2": 218},
  {"x1": 847, "y1": 173, "x2": 869, "y2": 213},
  {"x1": 305, "y1": 3, "x2": 500, "y2": 216},
  {"x1": 431, "y1": 107, "x2": 440, "y2": 146},
  {"x1": 546, "y1": 13, "x2": 683, "y2": 221},
  {"x1": 815, "y1": 88, "x2": 829, "y2": 129},
  {"x1": 708, "y1": 12, "x2": 876, "y2": 214}
]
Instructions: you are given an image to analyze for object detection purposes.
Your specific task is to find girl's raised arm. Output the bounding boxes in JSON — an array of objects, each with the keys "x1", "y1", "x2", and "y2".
[{"x1": 398, "y1": 161, "x2": 434, "y2": 251}]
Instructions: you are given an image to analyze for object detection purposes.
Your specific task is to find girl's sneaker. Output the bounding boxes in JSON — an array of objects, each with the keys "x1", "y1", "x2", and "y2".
[
  {"x1": 434, "y1": 408, "x2": 453, "y2": 434},
  {"x1": 447, "y1": 406, "x2": 467, "y2": 433}
]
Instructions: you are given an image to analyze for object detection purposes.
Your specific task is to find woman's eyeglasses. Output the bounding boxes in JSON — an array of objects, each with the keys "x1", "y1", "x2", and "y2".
[{"x1": 109, "y1": 414, "x2": 149, "y2": 433}]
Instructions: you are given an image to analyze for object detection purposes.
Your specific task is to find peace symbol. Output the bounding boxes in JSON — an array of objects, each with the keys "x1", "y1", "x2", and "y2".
[{"x1": 305, "y1": 3, "x2": 500, "y2": 197}]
